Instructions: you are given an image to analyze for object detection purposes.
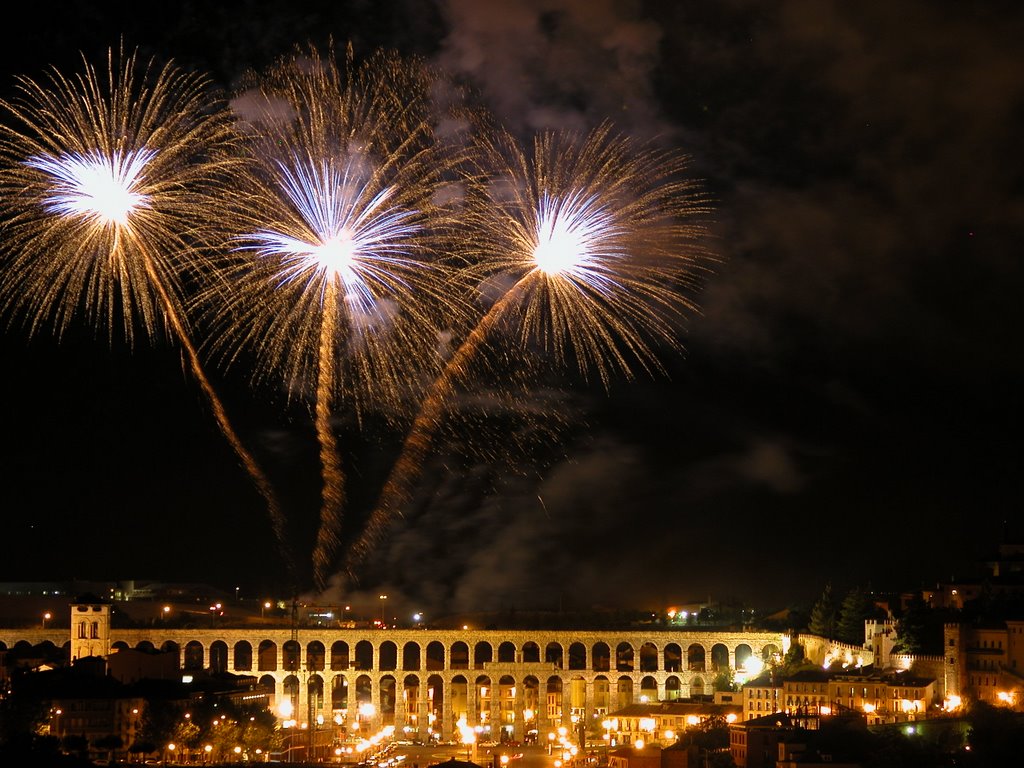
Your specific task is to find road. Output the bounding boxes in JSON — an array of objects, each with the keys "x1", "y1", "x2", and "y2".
[{"x1": 389, "y1": 743, "x2": 554, "y2": 768}]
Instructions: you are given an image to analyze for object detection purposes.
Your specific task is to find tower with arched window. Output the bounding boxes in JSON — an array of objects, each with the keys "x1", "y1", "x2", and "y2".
[{"x1": 69, "y1": 595, "x2": 111, "y2": 662}]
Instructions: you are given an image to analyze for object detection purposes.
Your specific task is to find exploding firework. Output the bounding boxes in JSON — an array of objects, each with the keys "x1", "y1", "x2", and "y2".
[
  {"x1": 345, "y1": 122, "x2": 712, "y2": 575},
  {"x1": 0, "y1": 46, "x2": 295, "y2": 581},
  {"x1": 207, "y1": 46, "x2": 467, "y2": 587}
]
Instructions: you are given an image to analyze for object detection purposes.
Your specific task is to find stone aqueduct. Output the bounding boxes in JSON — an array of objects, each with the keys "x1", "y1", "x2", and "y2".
[{"x1": 1, "y1": 624, "x2": 784, "y2": 741}]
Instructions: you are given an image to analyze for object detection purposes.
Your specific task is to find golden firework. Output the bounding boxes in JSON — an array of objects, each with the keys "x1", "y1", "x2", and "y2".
[
  {"x1": 0, "y1": 46, "x2": 295, "y2": 583},
  {"x1": 206, "y1": 46, "x2": 468, "y2": 587},
  {"x1": 345, "y1": 122, "x2": 713, "y2": 574}
]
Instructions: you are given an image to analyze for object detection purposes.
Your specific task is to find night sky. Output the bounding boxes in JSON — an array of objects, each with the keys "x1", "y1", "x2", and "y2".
[{"x1": 1, "y1": 1, "x2": 1021, "y2": 619}]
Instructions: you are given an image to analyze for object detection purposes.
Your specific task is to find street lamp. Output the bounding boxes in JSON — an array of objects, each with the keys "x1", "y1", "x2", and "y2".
[
  {"x1": 42, "y1": 612, "x2": 51, "y2": 629},
  {"x1": 263, "y1": 600, "x2": 272, "y2": 619},
  {"x1": 378, "y1": 595, "x2": 388, "y2": 625}
]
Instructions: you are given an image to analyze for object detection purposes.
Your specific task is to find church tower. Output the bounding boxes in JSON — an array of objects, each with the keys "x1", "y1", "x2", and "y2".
[{"x1": 69, "y1": 595, "x2": 111, "y2": 662}]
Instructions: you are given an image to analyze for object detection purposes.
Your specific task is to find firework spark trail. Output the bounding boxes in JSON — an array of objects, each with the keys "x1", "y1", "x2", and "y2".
[
  {"x1": 213, "y1": 46, "x2": 464, "y2": 588},
  {"x1": 345, "y1": 122, "x2": 712, "y2": 577},
  {"x1": 0, "y1": 47, "x2": 297, "y2": 584},
  {"x1": 345, "y1": 282, "x2": 527, "y2": 576},
  {"x1": 313, "y1": 278, "x2": 344, "y2": 586}
]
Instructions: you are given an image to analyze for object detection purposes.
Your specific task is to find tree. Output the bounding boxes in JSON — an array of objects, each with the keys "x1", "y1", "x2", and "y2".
[
  {"x1": 837, "y1": 587, "x2": 875, "y2": 645},
  {"x1": 713, "y1": 668, "x2": 737, "y2": 692},
  {"x1": 808, "y1": 584, "x2": 839, "y2": 638},
  {"x1": 893, "y1": 593, "x2": 930, "y2": 655}
]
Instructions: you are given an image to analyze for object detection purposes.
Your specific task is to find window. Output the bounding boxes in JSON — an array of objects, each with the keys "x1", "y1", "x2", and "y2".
[
  {"x1": 78, "y1": 621, "x2": 87, "y2": 638},
  {"x1": 90, "y1": 622, "x2": 99, "y2": 639}
]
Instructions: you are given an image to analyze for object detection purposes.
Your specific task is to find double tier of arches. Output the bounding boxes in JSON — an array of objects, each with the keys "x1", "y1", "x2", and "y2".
[{"x1": 95, "y1": 629, "x2": 782, "y2": 741}]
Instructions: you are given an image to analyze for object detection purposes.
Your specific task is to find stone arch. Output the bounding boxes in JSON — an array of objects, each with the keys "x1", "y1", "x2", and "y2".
[
  {"x1": 380, "y1": 675, "x2": 397, "y2": 723},
  {"x1": 331, "y1": 674, "x2": 348, "y2": 711},
  {"x1": 476, "y1": 674, "x2": 492, "y2": 721},
  {"x1": 355, "y1": 674, "x2": 373, "y2": 708},
  {"x1": 403, "y1": 674, "x2": 421, "y2": 727},
  {"x1": 258, "y1": 640, "x2": 277, "y2": 671},
  {"x1": 665, "y1": 643, "x2": 682, "y2": 672},
  {"x1": 111, "y1": 641, "x2": 129, "y2": 652},
  {"x1": 474, "y1": 641, "x2": 493, "y2": 668},
  {"x1": 354, "y1": 640, "x2": 373, "y2": 670},
  {"x1": 523, "y1": 641, "x2": 541, "y2": 663},
  {"x1": 592, "y1": 642, "x2": 611, "y2": 672},
  {"x1": 331, "y1": 641, "x2": 349, "y2": 671},
  {"x1": 283, "y1": 674, "x2": 300, "y2": 715},
  {"x1": 639, "y1": 642, "x2": 658, "y2": 672},
  {"x1": 687, "y1": 643, "x2": 706, "y2": 672},
  {"x1": 136, "y1": 640, "x2": 155, "y2": 653},
  {"x1": 498, "y1": 641, "x2": 516, "y2": 663},
  {"x1": 711, "y1": 643, "x2": 729, "y2": 672},
  {"x1": 426, "y1": 640, "x2": 445, "y2": 670},
  {"x1": 283, "y1": 639, "x2": 301, "y2": 671},
  {"x1": 379, "y1": 641, "x2": 398, "y2": 671},
  {"x1": 640, "y1": 676, "x2": 658, "y2": 702},
  {"x1": 403, "y1": 641, "x2": 421, "y2": 671},
  {"x1": 0, "y1": 641, "x2": 6, "y2": 651},
  {"x1": 665, "y1": 676, "x2": 681, "y2": 700},
  {"x1": 545, "y1": 642, "x2": 564, "y2": 668},
  {"x1": 498, "y1": 674, "x2": 516, "y2": 736},
  {"x1": 546, "y1": 675, "x2": 564, "y2": 720},
  {"x1": 616, "y1": 675, "x2": 633, "y2": 710},
  {"x1": 259, "y1": 674, "x2": 277, "y2": 706},
  {"x1": 427, "y1": 674, "x2": 444, "y2": 736},
  {"x1": 307, "y1": 640, "x2": 325, "y2": 671},
  {"x1": 762, "y1": 643, "x2": 781, "y2": 662},
  {"x1": 160, "y1": 640, "x2": 179, "y2": 656},
  {"x1": 451, "y1": 641, "x2": 469, "y2": 669},
  {"x1": 735, "y1": 644, "x2": 753, "y2": 669},
  {"x1": 568, "y1": 642, "x2": 587, "y2": 670},
  {"x1": 523, "y1": 675, "x2": 540, "y2": 726},
  {"x1": 450, "y1": 675, "x2": 468, "y2": 725},
  {"x1": 690, "y1": 676, "x2": 704, "y2": 696},
  {"x1": 309, "y1": 674, "x2": 325, "y2": 714},
  {"x1": 616, "y1": 642, "x2": 634, "y2": 672},
  {"x1": 183, "y1": 640, "x2": 203, "y2": 670},
  {"x1": 210, "y1": 640, "x2": 228, "y2": 674},
  {"x1": 593, "y1": 675, "x2": 610, "y2": 712},
  {"x1": 570, "y1": 676, "x2": 587, "y2": 717},
  {"x1": 234, "y1": 640, "x2": 253, "y2": 671}
]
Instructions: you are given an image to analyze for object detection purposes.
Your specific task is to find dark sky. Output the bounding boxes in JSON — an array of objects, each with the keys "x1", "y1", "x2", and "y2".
[{"x1": 1, "y1": 0, "x2": 1022, "y2": 620}]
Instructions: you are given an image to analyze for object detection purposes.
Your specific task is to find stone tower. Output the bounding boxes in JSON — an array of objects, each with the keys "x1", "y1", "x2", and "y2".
[{"x1": 69, "y1": 595, "x2": 111, "y2": 662}]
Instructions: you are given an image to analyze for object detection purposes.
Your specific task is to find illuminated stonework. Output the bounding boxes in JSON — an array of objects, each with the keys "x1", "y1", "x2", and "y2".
[{"x1": 0, "y1": 621, "x2": 784, "y2": 742}]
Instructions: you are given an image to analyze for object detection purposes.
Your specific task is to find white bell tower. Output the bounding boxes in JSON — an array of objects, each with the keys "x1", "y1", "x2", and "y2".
[{"x1": 69, "y1": 596, "x2": 111, "y2": 662}]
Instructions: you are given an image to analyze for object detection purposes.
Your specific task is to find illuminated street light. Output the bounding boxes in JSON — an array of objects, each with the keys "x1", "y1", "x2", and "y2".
[
  {"x1": 42, "y1": 612, "x2": 51, "y2": 629},
  {"x1": 379, "y1": 594, "x2": 388, "y2": 624}
]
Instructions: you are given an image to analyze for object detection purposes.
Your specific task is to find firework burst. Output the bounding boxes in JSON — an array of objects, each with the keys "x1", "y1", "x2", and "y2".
[
  {"x1": 345, "y1": 122, "x2": 712, "y2": 575},
  {"x1": 208, "y1": 46, "x2": 466, "y2": 588},
  {"x1": 0, "y1": 46, "x2": 295, "y2": 581}
]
